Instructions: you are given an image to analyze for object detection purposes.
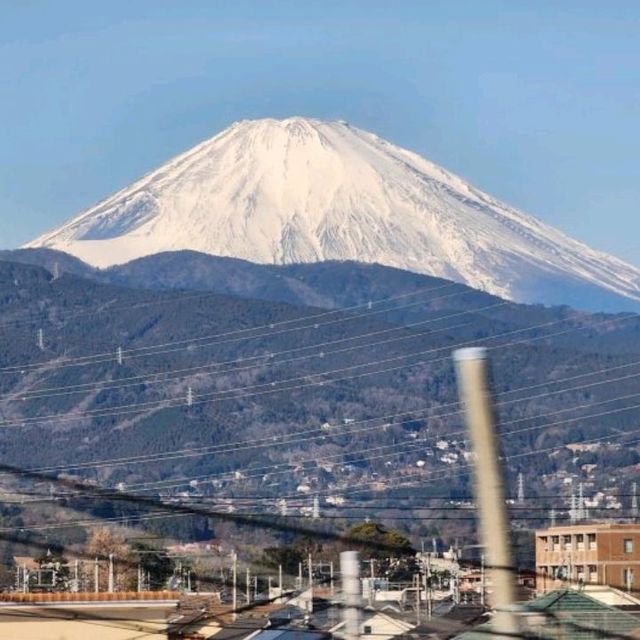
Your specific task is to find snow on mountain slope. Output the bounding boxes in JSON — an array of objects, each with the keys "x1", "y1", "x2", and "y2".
[{"x1": 26, "y1": 117, "x2": 640, "y2": 309}]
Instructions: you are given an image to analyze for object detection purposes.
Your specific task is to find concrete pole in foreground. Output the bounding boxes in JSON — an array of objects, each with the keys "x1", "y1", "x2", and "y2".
[
  {"x1": 341, "y1": 551, "x2": 361, "y2": 640},
  {"x1": 453, "y1": 347, "x2": 519, "y2": 638}
]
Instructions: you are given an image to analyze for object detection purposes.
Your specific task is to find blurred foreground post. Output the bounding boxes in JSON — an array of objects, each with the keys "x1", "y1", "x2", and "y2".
[
  {"x1": 341, "y1": 551, "x2": 361, "y2": 640},
  {"x1": 454, "y1": 347, "x2": 519, "y2": 638}
]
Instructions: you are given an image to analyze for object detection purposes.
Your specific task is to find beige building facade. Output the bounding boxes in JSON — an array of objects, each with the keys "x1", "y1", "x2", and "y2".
[{"x1": 536, "y1": 523, "x2": 640, "y2": 593}]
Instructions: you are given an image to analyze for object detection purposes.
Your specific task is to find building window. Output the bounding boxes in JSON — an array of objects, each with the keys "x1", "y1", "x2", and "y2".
[
  {"x1": 552, "y1": 536, "x2": 560, "y2": 551},
  {"x1": 624, "y1": 539, "x2": 634, "y2": 554},
  {"x1": 587, "y1": 533, "x2": 596, "y2": 550},
  {"x1": 563, "y1": 535, "x2": 572, "y2": 551},
  {"x1": 588, "y1": 565, "x2": 598, "y2": 583},
  {"x1": 623, "y1": 568, "x2": 635, "y2": 590},
  {"x1": 539, "y1": 536, "x2": 548, "y2": 551},
  {"x1": 576, "y1": 534, "x2": 584, "y2": 551},
  {"x1": 363, "y1": 626, "x2": 372, "y2": 635}
]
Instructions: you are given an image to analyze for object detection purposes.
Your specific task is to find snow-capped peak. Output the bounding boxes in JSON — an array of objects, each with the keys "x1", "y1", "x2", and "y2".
[{"x1": 26, "y1": 117, "x2": 640, "y2": 310}]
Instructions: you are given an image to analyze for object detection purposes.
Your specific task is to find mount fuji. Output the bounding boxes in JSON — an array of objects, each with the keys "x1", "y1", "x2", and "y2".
[{"x1": 26, "y1": 117, "x2": 640, "y2": 310}]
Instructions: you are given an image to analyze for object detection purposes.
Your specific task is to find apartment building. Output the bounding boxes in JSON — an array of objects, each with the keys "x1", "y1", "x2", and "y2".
[{"x1": 535, "y1": 523, "x2": 640, "y2": 593}]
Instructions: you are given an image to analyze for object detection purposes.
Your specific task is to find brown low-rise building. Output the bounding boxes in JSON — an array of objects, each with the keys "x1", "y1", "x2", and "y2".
[{"x1": 536, "y1": 523, "x2": 640, "y2": 593}]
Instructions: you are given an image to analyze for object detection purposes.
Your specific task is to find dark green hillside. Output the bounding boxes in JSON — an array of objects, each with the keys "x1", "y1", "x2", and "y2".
[{"x1": 0, "y1": 257, "x2": 638, "y2": 546}]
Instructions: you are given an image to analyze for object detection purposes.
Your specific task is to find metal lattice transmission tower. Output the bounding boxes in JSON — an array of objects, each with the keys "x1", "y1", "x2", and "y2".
[
  {"x1": 517, "y1": 472, "x2": 524, "y2": 503},
  {"x1": 578, "y1": 482, "x2": 586, "y2": 521},
  {"x1": 569, "y1": 492, "x2": 577, "y2": 524}
]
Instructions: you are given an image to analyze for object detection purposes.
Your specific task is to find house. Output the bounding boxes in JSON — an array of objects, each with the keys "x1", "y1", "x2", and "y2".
[
  {"x1": 456, "y1": 589, "x2": 640, "y2": 640},
  {"x1": 330, "y1": 610, "x2": 415, "y2": 640},
  {"x1": 0, "y1": 597, "x2": 179, "y2": 640}
]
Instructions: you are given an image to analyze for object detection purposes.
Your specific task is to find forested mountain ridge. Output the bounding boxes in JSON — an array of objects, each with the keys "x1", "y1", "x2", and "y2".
[{"x1": 0, "y1": 256, "x2": 638, "y2": 544}]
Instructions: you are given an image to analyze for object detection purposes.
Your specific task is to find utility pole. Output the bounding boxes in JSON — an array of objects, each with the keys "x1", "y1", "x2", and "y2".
[
  {"x1": 454, "y1": 347, "x2": 519, "y2": 639},
  {"x1": 246, "y1": 567, "x2": 250, "y2": 605},
  {"x1": 330, "y1": 561, "x2": 334, "y2": 595},
  {"x1": 308, "y1": 553, "x2": 313, "y2": 614},
  {"x1": 369, "y1": 559, "x2": 375, "y2": 606},
  {"x1": 232, "y1": 552, "x2": 237, "y2": 618},
  {"x1": 187, "y1": 386, "x2": 193, "y2": 407},
  {"x1": 138, "y1": 564, "x2": 142, "y2": 592},
  {"x1": 480, "y1": 553, "x2": 485, "y2": 608},
  {"x1": 94, "y1": 558, "x2": 99, "y2": 593},
  {"x1": 298, "y1": 562, "x2": 302, "y2": 590},
  {"x1": 426, "y1": 553, "x2": 432, "y2": 621},
  {"x1": 37, "y1": 328, "x2": 44, "y2": 350},
  {"x1": 341, "y1": 551, "x2": 361, "y2": 640},
  {"x1": 415, "y1": 573, "x2": 421, "y2": 624},
  {"x1": 117, "y1": 346, "x2": 123, "y2": 365},
  {"x1": 278, "y1": 564, "x2": 283, "y2": 600}
]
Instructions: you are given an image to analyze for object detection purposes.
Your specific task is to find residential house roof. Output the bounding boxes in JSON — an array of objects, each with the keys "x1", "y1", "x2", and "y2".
[{"x1": 456, "y1": 589, "x2": 640, "y2": 640}]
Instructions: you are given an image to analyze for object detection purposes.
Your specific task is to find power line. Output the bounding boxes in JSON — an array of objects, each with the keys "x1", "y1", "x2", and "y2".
[
  {"x1": 16, "y1": 355, "x2": 640, "y2": 478},
  {"x1": 0, "y1": 280, "x2": 467, "y2": 373},
  {"x1": 3, "y1": 414, "x2": 639, "y2": 540},
  {"x1": 1, "y1": 310, "x2": 635, "y2": 428},
  {"x1": 278, "y1": 422, "x2": 640, "y2": 501},
  {"x1": 126, "y1": 390, "x2": 640, "y2": 493},
  {"x1": 11, "y1": 300, "x2": 505, "y2": 401}
]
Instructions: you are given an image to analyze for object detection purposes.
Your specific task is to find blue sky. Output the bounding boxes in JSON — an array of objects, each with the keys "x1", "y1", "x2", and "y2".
[{"x1": 1, "y1": 0, "x2": 639, "y2": 265}]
